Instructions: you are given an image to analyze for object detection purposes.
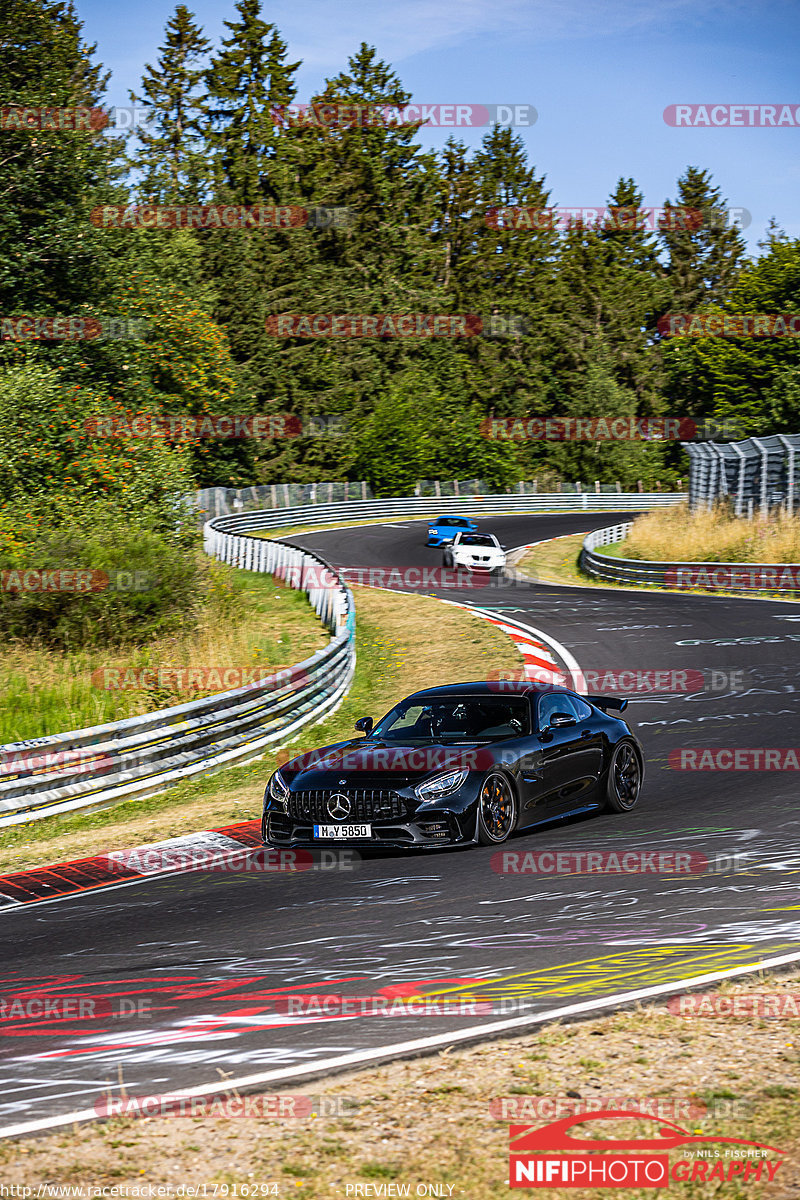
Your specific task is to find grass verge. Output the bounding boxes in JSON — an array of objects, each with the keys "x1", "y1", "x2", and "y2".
[
  {"x1": 3, "y1": 967, "x2": 798, "y2": 1195},
  {"x1": 0, "y1": 586, "x2": 522, "y2": 875},
  {"x1": 517, "y1": 534, "x2": 800, "y2": 603},
  {"x1": 516, "y1": 534, "x2": 612, "y2": 588},
  {"x1": 0, "y1": 569, "x2": 326, "y2": 744}
]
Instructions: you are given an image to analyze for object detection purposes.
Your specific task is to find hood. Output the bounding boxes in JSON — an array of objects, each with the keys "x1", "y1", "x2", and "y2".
[{"x1": 281, "y1": 739, "x2": 494, "y2": 789}]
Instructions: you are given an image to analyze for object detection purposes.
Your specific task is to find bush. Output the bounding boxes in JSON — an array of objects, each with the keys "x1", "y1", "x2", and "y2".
[{"x1": 0, "y1": 500, "x2": 215, "y2": 650}]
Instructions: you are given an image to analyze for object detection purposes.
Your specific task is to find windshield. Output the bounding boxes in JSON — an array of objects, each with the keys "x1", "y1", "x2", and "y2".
[
  {"x1": 459, "y1": 534, "x2": 495, "y2": 546},
  {"x1": 371, "y1": 697, "x2": 529, "y2": 742}
]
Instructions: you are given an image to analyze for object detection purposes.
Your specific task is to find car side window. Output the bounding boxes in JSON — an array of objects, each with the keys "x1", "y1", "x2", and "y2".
[
  {"x1": 570, "y1": 695, "x2": 593, "y2": 720},
  {"x1": 537, "y1": 692, "x2": 592, "y2": 728},
  {"x1": 537, "y1": 692, "x2": 570, "y2": 729},
  {"x1": 550, "y1": 693, "x2": 593, "y2": 722}
]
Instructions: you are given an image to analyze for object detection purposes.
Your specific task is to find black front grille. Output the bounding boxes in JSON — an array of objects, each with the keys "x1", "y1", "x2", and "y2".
[
  {"x1": 266, "y1": 811, "x2": 292, "y2": 842},
  {"x1": 288, "y1": 789, "x2": 405, "y2": 822}
]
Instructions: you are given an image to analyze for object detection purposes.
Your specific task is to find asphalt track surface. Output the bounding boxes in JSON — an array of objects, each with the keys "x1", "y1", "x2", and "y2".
[{"x1": 2, "y1": 512, "x2": 800, "y2": 1135}]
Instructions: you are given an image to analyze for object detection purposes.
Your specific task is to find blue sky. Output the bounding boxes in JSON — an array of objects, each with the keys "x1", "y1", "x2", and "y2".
[{"x1": 82, "y1": 0, "x2": 799, "y2": 255}]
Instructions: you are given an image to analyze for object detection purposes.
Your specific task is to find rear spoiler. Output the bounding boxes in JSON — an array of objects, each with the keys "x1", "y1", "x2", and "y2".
[{"x1": 587, "y1": 695, "x2": 628, "y2": 713}]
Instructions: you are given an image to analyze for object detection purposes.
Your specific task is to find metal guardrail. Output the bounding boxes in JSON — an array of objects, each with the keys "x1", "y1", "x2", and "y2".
[
  {"x1": 191, "y1": 481, "x2": 674, "y2": 521},
  {"x1": 210, "y1": 492, "x2": 684, "y2": 535},
  {"x1": 683, "y1": 433, "x2": 800, "y2": 516},
  {"x1": 581, "y1": 523, "x2": 800, "y2": 594},
  {"x1": 0, "y1": 538, "x2": 355, "y2": 828}
]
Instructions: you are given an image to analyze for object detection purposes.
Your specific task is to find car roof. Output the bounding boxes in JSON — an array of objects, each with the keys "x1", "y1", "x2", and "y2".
[
  {"x1": 404, "y1": 681, "x2": 577, "y2": 702},
  {"x1": 434, "y1": 514, "x2": 473, "y2": 521}
]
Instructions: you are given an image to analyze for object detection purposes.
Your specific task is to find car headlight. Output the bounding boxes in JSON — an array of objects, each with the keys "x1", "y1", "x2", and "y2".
[
  {"x1": 267, "y1": 769, "x2": 289, "y2": 807},
  {"x1": 416, "y1": 768, "x2": 469, "y2": 802}
]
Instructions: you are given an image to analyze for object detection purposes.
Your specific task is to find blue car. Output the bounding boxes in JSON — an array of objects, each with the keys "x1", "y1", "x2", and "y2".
[{"x1": 426, "y1": 515, "x2": 479, "y2": 546}]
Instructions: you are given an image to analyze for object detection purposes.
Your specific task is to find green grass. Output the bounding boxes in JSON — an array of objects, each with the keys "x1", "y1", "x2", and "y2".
[{"x1": 0, "y1": 570, "x2": 324, "y2": 744}]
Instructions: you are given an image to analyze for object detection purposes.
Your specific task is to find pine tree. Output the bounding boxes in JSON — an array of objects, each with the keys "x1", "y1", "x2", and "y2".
[
  {"x1": 204, "y1": 0, "x2": 299, "y2": 205},
  {"x1": 448, "y1": 126, "x2": 559, "y2": 421},
  {"x1": 659, "y1": 166, "x2": 747, "y2": 311},
  {"x1": 129, "y1": 5, "x2": 211, "y2": 203},
  {"x1": 0, "y1": 0, "x2": 120, "y2": 315}
]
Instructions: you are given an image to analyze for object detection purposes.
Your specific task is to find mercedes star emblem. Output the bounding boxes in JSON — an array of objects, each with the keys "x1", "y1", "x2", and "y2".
[{"x1": 327, "y1": 793, "x2": 351, "y2": 821}]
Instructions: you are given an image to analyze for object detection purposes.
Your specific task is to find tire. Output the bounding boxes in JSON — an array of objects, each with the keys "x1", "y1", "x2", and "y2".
[
  {"x1": 477, "y1": 773, "x2": 517, "y2": 845},
  {"x1": 443, "y1": 551, "x2": 453, "y2": 567},
  {"x1": 605, "y1": 741, "x2": 642, "y2": 812}
]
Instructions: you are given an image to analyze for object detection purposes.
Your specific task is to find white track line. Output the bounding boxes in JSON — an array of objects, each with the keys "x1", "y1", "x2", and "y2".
[{"x1": 4, "y1": 947, "x2": 800, "y2": 1139}]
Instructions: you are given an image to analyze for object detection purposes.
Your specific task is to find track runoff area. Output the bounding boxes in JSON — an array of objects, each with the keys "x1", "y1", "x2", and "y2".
[{"x1": 1, "y1": 511, "x2": 800, "y2": 1143}]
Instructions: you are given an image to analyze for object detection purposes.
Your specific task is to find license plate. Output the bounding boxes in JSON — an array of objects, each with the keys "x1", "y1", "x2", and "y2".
[{"x1": 313, "y1": 824, "x2": 372, "y2": 839}]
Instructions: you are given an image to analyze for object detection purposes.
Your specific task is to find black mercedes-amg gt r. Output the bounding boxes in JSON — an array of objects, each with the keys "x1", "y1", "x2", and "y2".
[{"x1": 262, "y1": 681, "x2": 644, "y2": 850}]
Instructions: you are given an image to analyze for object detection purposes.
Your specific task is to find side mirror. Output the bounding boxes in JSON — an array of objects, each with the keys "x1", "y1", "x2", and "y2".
[
  {"x1": 550, "y1": 712, "x2": 577, "y2": 728},
  {"x1": 355, "y1": 716, "x2": 374, "y2": 735}
]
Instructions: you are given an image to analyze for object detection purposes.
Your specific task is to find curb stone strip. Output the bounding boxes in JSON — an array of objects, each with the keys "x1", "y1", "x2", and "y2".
[{"x1": 0, "y1": 819, "x2": 262, "y2": 907}]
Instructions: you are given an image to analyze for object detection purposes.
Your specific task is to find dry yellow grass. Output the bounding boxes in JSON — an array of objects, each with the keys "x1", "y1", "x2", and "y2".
[
  {"x1": 0, "y1": 569, "x2": 325, "y2": 742},
  {"x1": 621, "y1": 502, "x2": 800, "y2": 563}
]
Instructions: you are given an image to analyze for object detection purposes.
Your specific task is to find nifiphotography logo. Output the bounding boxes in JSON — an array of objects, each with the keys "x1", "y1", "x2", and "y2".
[{"x1": 508, "y1": 1109, "x2": 784, "y2": 1188}]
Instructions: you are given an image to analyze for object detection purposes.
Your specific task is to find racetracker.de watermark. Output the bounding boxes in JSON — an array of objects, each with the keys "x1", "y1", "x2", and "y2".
[
  {"x1": 664, "y1": 103, "x2": 800, "y2": 127},
  {"x1": 0, "y1": 105, "x2": 164, "y2": 133},
  {"x1": 270, "y1": 103, "x2": 536, "y2": 127},
  {"x1": 340, "y1": 567, "x2": 502, "y2": 590},
  {"x1": 275, "y1": 745, "x2": 496, "y2": 770},
  {"x1": 265, "y1": 313, "x2": 525, "y2": 338},
  {"x1": 490, "y1": 1096, "x2": 752, "y2": 1121},
  {"x1": 668, "y1": 992, "x2": 800, "y2": 1017},
  {"x1": 0, "y1": 316, "x2": 148, "y2": 340},
  {"x1": 666, "y1": 566, "x2": 800, "y2": 590},
  {"x1": 0, "y1": 995, "x2": 151, "y2": 1021},
  {"x1": 106, "y1": 847, "x2": 359, "y2": 873},
  {"x1": 480, "y1": 416, "x2": 694, "y2": 441},
  {"x1": 91, "y1": 665, "x2": 309, "y2": 692},
  {"x1": 84, "y1": 414, "x2": 302, "y2": 439},
  {"x1": 486, "y1": 206, "x2": 751, "y2": 231},
  {"x1": 272, "y1": 993, "x2": 504, "y2": 1016},
  {"x1": 660, "y1": 314, "x2": 800, "y2": 338},
  {"x1": 91, "y1": 205, "x2": 352, "y2": 230},
  {"x1": 93, "y1": 1093, "x2": 358, "y2": 1118},
  {"x1": 0, "y1": 749, "x2": 113, "y2": 777},
  {"x1": 491, "y1": 849, "x2": 747, "y2": 874},
  {"x1": 670, "y1": 748, "x2": 800, "y2": 770},
  {"x1": 487, "y1": 667, "x2": 748, "y2": 693},
  {"x1": 481, "y1": 415, "x2": 744, "y2": 441},
  {"x1": 0, "y1": 569, "x2": 154, "y2": 593}
]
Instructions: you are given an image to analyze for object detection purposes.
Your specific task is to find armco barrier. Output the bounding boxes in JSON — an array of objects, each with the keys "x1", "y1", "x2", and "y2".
[
  {"x1": 0, "y1": 540, "x2": 355, "y2": 828},
  {"x1": 204, "y1": 492, "x2": 684, "y2": 536},
  {"x1": 581, "y1": 523, "x2": 800, "y2": 594}
]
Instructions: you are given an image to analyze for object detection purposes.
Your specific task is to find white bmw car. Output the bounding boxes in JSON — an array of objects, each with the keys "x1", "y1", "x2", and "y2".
[{"x1": 443, "y1": 532, "x2": 507, "y2": 574}]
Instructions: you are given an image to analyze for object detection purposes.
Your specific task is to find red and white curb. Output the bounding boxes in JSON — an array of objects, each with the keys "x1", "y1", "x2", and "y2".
[
  {"x1": 438, "y1": 598, "x2": 583, "y2": 691},
  {"x1": 480, "y1": 615, "x2": 567, "y2": 684},
  {"x1": 0, "y1": 820, "x2": 263, "y2": 909}
]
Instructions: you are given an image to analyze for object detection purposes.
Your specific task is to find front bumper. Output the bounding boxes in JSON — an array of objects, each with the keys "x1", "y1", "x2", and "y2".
[
  {"x1": 453, "y1": 559, "x2": 506, "y2": 571},
  {"x1": 262, "y1": 798, "x2": 476, "y2": 849}
]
